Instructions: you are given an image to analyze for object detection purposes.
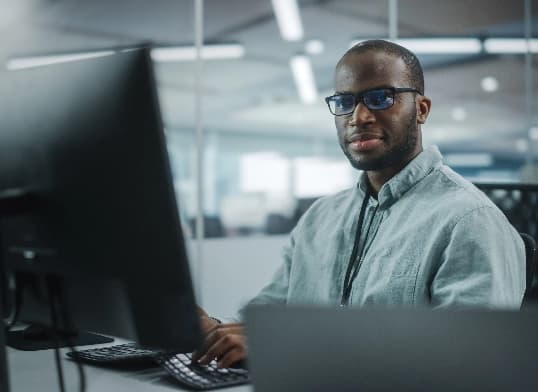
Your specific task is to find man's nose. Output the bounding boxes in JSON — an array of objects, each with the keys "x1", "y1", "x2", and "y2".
[{"x1": 349, "y1": 101, "x2": 375, "y2": 126}]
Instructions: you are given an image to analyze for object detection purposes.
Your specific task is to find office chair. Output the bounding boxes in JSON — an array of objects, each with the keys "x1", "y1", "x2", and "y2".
[{"x1": 520, "y1": 232, "x2": 537, "y2": 305}]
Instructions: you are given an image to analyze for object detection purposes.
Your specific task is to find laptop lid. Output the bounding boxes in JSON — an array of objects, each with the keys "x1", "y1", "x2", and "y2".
[{"x1": 245, "y1": 306, "x2": 538, "y2": 392}]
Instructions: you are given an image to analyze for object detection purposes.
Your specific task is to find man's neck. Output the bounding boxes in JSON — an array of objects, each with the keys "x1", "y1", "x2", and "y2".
[
  {"x1": 366, "y1": 168, "x2": 400, "y2": 195},
  {"x1": 365, "y1": 149, "x2": 423, "y2": 195}
]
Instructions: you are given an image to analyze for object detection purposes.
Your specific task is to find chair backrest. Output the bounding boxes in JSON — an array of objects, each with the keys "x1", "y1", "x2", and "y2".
[
  {"x1": 474, "y1": 183, "x2": 538, "y2": 240},
  {"x1": 473, "y1": 183, "x2": 538, "y2": 304},
  {"x1": 520, "y1": 232, "x2": 537, "y2": 304}
]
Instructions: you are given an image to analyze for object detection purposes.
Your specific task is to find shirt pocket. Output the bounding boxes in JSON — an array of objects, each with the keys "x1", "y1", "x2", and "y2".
[
  {"x1": 376, "y1": 247, "x2": 421, "y2": 278},
  {"x1": 376, "y1": 248, "x2": 420, "y2": 303},
  {"x1": 389, "y1": 256, "x2": 420, "y2": 304},
  {"x1": 390, "y1": 257, "x2": 420, "y2": 278},
  {"x1": 386, "y1": 274, "x2": 417, "y2": 304}
]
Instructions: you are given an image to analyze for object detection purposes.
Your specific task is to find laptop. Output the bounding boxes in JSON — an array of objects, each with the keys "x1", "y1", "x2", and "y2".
[{"x1": 245, "y1": 306, "x2": 538, "y2": 392}]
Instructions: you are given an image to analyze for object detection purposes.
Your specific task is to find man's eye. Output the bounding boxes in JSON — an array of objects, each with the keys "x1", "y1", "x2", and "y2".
[
  {"x1": 336, "y1": 95, "x2": 353, "y2": 108},
  {"x1": 367, "y1": 91, "x2": 388, "y2": 105},
  {"x1": 333, "y1": 98, "x2": 344, "y2": 109}
]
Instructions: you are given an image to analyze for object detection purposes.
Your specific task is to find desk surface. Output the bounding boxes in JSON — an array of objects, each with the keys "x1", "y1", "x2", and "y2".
[{"x1": 7, "y1": 340, "x2": 253, "y2": 392}]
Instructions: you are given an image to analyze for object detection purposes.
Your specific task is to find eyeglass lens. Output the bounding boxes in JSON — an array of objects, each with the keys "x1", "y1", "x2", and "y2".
[
  {"x1": 363, "y1": 89, "x2": 394, "y2": 110},
  {"x1": 329, "y1": 88, "x2": 395, "y2": 115}
]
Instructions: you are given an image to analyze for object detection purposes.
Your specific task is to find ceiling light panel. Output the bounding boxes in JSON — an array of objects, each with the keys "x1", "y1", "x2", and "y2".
[
  {"x1": 395, "y1": 38, "x2": 482, "y2": 54},
  {"x1": 6, "y1": 51, "x2": 115, "y2": 70},
  {"x1": 271, "y1": 0, "x2": 304, "y2": 41},
  {"x1": 290, "y1": 55, "x2": 318, "y2": 104},
  {"x1": 484, "y1": 38, "x2": 538, "y2": 53},
  {"x1": 151, "y1": 44, "x2": 245, "y2": 62}
]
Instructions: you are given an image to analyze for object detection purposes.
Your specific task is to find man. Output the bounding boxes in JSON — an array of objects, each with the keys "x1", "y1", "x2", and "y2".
[{"x1": 193, "y1": 39, "x2": 526, "y2": 368}]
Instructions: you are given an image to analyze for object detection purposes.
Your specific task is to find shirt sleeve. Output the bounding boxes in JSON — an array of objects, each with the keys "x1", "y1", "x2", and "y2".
[{"x1": 431, "y1": 206, "x2": 526, "y2": 309}]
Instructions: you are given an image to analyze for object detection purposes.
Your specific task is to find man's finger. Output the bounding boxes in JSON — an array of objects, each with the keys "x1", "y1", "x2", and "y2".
[
  {"x1": 192, "y1": 322, "x2": 245, "y2": 363},
  {"x1": 197, "y1": 333, "x2": 243, "y2": 365},
  {"x1": 217, "y1": 347, "x2": 247, "y2": 369}
]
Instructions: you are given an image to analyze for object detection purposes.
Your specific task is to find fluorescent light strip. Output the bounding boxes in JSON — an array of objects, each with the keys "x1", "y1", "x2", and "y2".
[
  {"x1": 444, "y1": 153, "x2": 493, "y2": 167},
  {"x1": 290, "y1": 55, "x2": 318, "y2": 104},
  {"x1": 6, "y1": 50, "x2": 116, "y2": 70},
  {"x1": 484, "y1": 38, "x2": 538, "y2": 53},
  {"x1": 271, "y1": 0, "x2": 304, "y2": 41},
  {"x1": 150, "y1": 44, "x2": 245, "y2": 62},
  {"x1": 351, "y1": 37, "x2": 538, "y2": 55},
  {"x1": 6, "y1": 44, "x2": 245, "y2": 70},
  {"x1": 395, "y1": 38, "x2": 482, "y2": 54},
  {"x1": 351, "y1": 38, "x2": 482, "y2": 54}
]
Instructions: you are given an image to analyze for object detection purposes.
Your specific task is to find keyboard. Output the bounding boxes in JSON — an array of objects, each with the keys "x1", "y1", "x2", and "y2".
[
  {"x1": 66, "y1": 342, "x2": 157, "y2": 365},
  {"x1": 156, "y1": 352, "x2": 250, "y2": 390},
  {"x1": 66, "y1": 342, "x2": 250, "y2": 390}
]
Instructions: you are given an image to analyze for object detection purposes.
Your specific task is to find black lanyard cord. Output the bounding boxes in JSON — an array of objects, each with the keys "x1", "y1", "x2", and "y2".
[{"x1": 341, "y1": 185, "x2": 372, "y2": 306}]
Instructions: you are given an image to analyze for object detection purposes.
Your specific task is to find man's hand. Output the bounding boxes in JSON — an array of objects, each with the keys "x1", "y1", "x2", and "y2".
[{"x1": 194, "y1": 308, "x2": 247, "y2": 368}]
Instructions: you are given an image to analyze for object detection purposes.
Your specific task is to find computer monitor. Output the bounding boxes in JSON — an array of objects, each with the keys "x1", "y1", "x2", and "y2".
[{"x1": 0, "y1": 47, "x2": 202, "y2": 352}]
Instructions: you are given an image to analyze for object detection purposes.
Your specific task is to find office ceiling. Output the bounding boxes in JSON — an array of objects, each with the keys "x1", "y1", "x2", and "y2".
[{"x1": 1, "y1": 0, "x2": 537, "y2": 168}]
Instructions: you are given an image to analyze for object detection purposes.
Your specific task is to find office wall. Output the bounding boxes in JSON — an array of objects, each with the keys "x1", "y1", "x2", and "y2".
[{"x1": 188, "y1": 235, "x2": 288, "y2": 318}]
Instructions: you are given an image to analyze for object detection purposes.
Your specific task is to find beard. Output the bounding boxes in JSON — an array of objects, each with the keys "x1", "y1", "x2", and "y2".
[{"x1": 341, "y1": 111, "x2": 419, "y2": 171}]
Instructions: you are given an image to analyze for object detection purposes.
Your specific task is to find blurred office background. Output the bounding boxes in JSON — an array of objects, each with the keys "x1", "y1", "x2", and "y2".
[{"x1": 1, "y1": 0, "x2": 537, "y2": 315}]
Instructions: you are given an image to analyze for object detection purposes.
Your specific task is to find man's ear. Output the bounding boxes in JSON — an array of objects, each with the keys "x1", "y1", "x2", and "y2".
[{"x1": 416, "y1": 95, "x2": 431, "y2": 124}]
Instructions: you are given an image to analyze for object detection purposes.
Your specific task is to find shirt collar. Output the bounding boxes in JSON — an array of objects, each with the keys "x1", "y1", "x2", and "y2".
[{"x1": 357, "y1": 145, "x2": 443, "y2": 207}]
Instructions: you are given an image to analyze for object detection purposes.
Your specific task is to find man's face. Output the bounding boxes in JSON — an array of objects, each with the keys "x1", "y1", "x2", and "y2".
[{"x1": 334, "y1": 51, "x2": 422, "y2": 172}]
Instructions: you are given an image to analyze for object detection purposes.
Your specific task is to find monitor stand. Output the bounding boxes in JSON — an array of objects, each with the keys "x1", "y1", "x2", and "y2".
[
  {"x1": 0, "y1": 190, "x2": 113, "y2": 352},
  {"x1": 6, "y1": 324, "x2": 113, "y2": 351}
]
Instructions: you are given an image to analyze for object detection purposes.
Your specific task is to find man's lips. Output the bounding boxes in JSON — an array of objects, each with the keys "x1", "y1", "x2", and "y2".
[
  {"x1": 347, "y1": 133, "x2": 384, "y2": 151},
  {"x1": 347, "y1": 133, "x2": 383, "y2": 143}
]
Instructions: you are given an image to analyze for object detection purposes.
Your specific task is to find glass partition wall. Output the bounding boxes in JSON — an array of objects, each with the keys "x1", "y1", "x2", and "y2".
[{"x1": 154, "y1": 0, "x2": 537, "y2": 239}]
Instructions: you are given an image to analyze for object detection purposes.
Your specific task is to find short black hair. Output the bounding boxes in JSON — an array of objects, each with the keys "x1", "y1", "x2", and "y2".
[{"x1": 340, "y1": 39, "x2": 425, "y2": 95}]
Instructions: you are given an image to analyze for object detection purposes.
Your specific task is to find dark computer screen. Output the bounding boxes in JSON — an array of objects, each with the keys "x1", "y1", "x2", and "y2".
[{"x1": 0, "y1": 47, "x2": 201, "y2": 352}]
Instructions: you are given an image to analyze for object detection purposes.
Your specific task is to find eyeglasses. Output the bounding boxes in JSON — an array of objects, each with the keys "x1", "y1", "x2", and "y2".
[{"x1": 325, "y1": 87, "x2": 421, "y2": 116}]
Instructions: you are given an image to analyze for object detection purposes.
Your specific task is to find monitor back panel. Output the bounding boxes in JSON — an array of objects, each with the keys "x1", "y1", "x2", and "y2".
[
  {"x1": 0, "y1": 48, "x2": 200, "y2": 351},
  {"x1": 245, "y1": 306, "x2": 538, "y2": 392}
]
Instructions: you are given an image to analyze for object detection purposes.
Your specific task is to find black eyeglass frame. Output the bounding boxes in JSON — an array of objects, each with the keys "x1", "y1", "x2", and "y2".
[{"x1": 324, "y1": 86, "x2": 422, "y2": 116}]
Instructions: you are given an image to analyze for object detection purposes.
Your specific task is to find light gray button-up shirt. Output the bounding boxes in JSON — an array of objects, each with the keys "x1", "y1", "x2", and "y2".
[{"x1": 246, "y1": 146, "x2": 525, "y2": 310}]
